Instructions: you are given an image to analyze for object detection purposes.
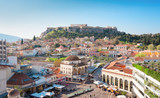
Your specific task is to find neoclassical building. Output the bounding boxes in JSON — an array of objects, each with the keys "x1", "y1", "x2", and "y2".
[
  {"x1": 102, "y1": 61, "x2": 133, "y2": 92},
  {"x1": 60, "y1": 55, "x2": 88, "y2": 81}
]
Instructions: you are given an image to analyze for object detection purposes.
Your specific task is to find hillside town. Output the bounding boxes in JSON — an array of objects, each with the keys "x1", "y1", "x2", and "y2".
[
  {"x1": 0, "y1": 32, "x2": 160, "y2": 98},
  {"x1": 1, "y1": 0, "x2": 160, "y2": 97}
]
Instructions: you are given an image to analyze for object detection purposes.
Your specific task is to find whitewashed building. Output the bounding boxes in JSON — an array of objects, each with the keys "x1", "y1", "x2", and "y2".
[
  {"x1": 102, "y1": 61, "x2": 133, "y2": 93},
  {"x1": 60, "y1": 55, "x2": 88, "y2": 81},
  {"x1": 132, "y1": 66, "x2": 160, "y2": 98},
  {"x1": 0, "y1": 65, "x2": 9, "y2": 98}
]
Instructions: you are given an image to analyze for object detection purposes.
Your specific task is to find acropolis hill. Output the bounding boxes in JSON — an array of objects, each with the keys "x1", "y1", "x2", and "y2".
[{"x1": 40, "y1": 24, "x2": 121, "y2": 38}]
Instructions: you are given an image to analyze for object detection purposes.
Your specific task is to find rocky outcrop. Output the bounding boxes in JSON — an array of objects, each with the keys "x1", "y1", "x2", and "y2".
[{"x1": 40, "y1": 24, "x2": 119, "y2": 38}]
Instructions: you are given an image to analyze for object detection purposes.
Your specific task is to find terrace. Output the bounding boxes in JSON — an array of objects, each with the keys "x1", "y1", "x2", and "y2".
[
  {"x1": 133, "y1": 64, "x2": 160, "y2": 97},
  {"x1": 133, "y1": 64, "x2": 160, "y2": 82}
]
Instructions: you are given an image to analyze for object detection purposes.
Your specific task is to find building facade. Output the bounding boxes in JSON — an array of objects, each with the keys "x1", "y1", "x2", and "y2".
[
  {"x1": 60, "y1": 55, "x2": 88, "y2": 81},
  {"x1": 0, "y1": 65, "x2": 8, "y2": 98},
  {"x1": 0, "y1": 40, "x2": 7, "y2": 64},
  {"x1": 102, "y1": 62, "x2": 133, "y2": 93},
  {"x1": 132, "y1": 67, "x2": 160, "y2": 98}
]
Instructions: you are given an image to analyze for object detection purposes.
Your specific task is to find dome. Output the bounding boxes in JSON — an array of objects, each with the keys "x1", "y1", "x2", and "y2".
[
  {"x1": 65, "y1": 55, "x2": 80, "y2": 61},
  {"x1": 9, "y1": 89, "x2": 20, "y2": 97}
]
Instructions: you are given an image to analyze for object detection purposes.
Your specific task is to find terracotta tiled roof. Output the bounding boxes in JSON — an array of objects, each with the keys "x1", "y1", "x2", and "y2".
[
  {"x1": 44, "y1": 74, "x2": 55, "y2": 78},
  {"x1": 116, "y1": 44, "x2": 127, "y2": 46},
  {"x1": 107, "y1": 61, "x2": 117, "y2": 69},
  {"x1": 135, "y1": 57, "x2": 144, "y2": 61},
  {"x1": 115, "y1": 63, "x2": 126, "y2": 68},
  {"x1": 49, "y1": 67, "x2": 60, "y2": 74},
  {"x1": 123, "y1": 68, "x2": 132, "y2": 74},
  {"x1": 56, "y1": 74, "x2": 66, "y2": 78},
  {"x1": 0, "y1": 65, "x2": 13, "y2": 69},
  {"x1": 105, "y1": 61, "x2": 132, "y2": 74},
  {"x1": 99, "y1": 51, "x2": 109, "y2": 54},
  {"x1": 130, "y1": 52, "x2": 137, "y2": 57},
  {"x1": 122, "y1": 56, "x2": 128, "y2": 59},
  {"x1": 144, "y1": 57, "x2": 160, "y2": 60},
  {"x1": 0, "y1": 65, "x2": 9, "y2": 69},
  {"x1": 65, "y1": 55, "x2": 80, "y2": 61},
  {"x1": 7, "y1": 73, "x2": 34, "y2": 85}
]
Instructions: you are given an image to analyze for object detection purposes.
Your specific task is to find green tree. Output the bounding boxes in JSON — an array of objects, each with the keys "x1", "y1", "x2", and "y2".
[
  {"x1": 115, "y1": 39, "x2": 119, "y2": 45},
  {"x1": 33, "y1": 35, "x2": 36, "y2": 41},
  {"x1": 12, "y1": 43, "x2": 16, "y2": 46},
  {"x1": 156, "y1": 62, "x2": 160, "y2": 69},
  {"x1": 54, "y1": 59, "x2": 62, "y2": 67},
  {"x1": 21, "y1": 39, "x2": 23, "y2": 45},
  {"x1": 148, "y1": 44, "x2": 155, "y2": 50},
  {"x1": 150, "y1": 61, "x2": 155, "y2": 69},
  {"x1": 54, "y1": 43, "x2": 60, "y2": 48},
  {"x1": 156, "y1": 45, "x2": 160, "y2": 50},
  {"x1": 135, "y1": 53, "x2": 146, "y2": 57},
  {"x1": 62, "y1": 44, "x2": 66, "y2": 47}
]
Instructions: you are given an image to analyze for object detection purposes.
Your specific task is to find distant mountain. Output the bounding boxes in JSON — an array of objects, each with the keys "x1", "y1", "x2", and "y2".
[{"x1": 0, "y1": 33, "x2": 21, "y2": 42}]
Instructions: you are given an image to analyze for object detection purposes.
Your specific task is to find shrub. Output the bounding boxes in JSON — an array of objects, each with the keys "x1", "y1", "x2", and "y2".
[{"x1": 133, "y1": 64, "x2": 160, "y2": 82}]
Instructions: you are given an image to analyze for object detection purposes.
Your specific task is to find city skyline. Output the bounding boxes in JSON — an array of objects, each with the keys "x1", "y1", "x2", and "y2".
[{"x1": 0, "y1": 0, "x2": 160, "y2": 38}]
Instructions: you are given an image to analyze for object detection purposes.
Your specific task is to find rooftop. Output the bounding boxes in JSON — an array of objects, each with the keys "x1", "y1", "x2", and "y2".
[
  {"x1": 7, "y1": 72, "x2": 34, "y2": 85},
  {"x1": 104, "y1": 61, "x2": 132, "y2": 75},
  {"x1": 65, "y1": 55, "x2": 80, "y2": 61}
]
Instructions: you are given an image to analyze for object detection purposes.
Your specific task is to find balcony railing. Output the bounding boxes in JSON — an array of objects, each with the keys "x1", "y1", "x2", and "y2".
[
  {"x1": 133, "y1": 79, "x2": 144, "y2": 92},
  {"x1": 144, "y1": 89, "x2": 159, "y2": 98},
  {"x1": 134, "y1": 73, "x2": 144, "y2": 84},
  {"x1": 133, "y1": 85, "x2": 144, "y2": 98}
]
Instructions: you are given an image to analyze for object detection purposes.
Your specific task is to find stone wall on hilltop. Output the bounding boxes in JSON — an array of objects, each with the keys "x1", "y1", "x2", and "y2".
[{"x1": 40, "y1": 24, "x2": 118, "y2": 38}]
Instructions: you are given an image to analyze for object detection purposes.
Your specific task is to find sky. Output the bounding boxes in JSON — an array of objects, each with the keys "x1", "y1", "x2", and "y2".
[{"x1": 0, "y1": 0, "x2": 160, "y2": 39}]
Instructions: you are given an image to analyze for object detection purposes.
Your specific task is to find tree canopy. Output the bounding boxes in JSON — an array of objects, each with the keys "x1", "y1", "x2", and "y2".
[
  {"x1": 33, "y1": 35, "x2": 36, "y2": 41},
  {"x1": 136, "y1": 53, "x2": 146, "y2": 57},
  {"x1": 148, "y1": 44, "x2": 155, "y2": 50},
  {"x1": 54, "y1": 43, "x2": 60, "y2": 48},
  {"x1": 157, "y1": 45, "x2": 160, "y2": 50},
  {"x1": 44, "y1": 30, "x2": 160, "y2": 46}
]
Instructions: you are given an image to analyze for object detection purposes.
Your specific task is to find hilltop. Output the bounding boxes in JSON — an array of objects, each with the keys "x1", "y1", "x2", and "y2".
[
  {"x1": 40, "y1": 24, "x2": 125, "y2": 39},
  {"x1": 40, "y1": 24, "x2": 160, "y2": 46}
]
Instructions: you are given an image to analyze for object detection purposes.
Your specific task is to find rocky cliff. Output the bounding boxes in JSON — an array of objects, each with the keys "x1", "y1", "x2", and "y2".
[{"x1": 40, "y1": 24, "x2": 120, "y2": 38}]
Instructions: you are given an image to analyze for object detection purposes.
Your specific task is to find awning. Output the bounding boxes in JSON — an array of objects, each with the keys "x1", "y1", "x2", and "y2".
[
  {"x1": 108, "y1": 86, "x2": 117, "y2": 91},
  {"x1": 117, "y1": 95, "x2": 126, "y2": 98},
  {"x1": 93, "y1": 81, "x2": 103, "y2": 85},
  {"x1": 31, "y1": 91, "x2": 54, "y2": 97},
  {"x1": 53, "y1": 84, "x2": 65, "y2": 89},
  {"x1": 41, "y1": 91, "x2": 54, "y2": 96},
  {"x1": 44, "y1": 87, "x2": 54, "y2": 91},
  {"x1": 103, "y1": 83, "x2": 108, "y2": 87},
  {"x1": 31, "y1": 93, "x2": 45, "y2": 98}
]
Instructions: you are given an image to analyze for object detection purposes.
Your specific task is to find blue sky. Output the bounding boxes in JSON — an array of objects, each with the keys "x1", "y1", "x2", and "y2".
[{"x1": 0, "y1": 0, "x2": 160, "y2": 38}]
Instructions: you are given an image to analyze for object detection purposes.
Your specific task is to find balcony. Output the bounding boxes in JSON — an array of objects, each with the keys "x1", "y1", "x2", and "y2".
[
  {"x1": 144, "y1": 89, "x2": 159, "y2": 98},
  {"x1": 133, "y1": 79, "x2": 144, "y2": 92},
  {"x1": 133, "y1": 67, "x2": 145, "y2": 76},
  {"x1": 133, "y1": 85, "x2": 144, "y2": 98},
  {"x1": 146, "y1": 85, "x2": 160, "y2": 97},
  {"x1": 134, "y1": 73, "x2": 144, "y2": 84}
]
